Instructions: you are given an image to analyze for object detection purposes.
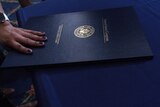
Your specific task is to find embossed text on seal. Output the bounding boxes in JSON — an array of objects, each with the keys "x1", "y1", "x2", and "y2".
[{"x1": 74, "y1": 25, "x2": 95, "y2": 38}]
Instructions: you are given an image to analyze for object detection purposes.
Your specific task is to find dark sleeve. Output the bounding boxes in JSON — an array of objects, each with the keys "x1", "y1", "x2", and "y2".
[{"x1": 0, "y1": 44, "x2": 8, "y2": 65}]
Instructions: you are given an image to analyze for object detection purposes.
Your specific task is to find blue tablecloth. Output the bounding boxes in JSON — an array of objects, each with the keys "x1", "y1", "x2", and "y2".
[{"x1": 16, "y1": 0, "x2": 160, "y2": 107}]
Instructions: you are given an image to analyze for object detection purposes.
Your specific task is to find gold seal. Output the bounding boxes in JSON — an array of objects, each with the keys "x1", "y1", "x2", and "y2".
[{"x1": 74, "y1": 25, "x2": 95, "y2": 38}]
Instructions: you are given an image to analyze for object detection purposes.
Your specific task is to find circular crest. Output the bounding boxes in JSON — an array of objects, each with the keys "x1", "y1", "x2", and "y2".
[{"x1": 74, "y1": 25, "x2": 95, "y2": 38}]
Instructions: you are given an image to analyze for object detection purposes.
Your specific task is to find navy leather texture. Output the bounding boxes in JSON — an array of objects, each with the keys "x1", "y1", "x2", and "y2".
[{"x1": 1, "y1": 7, "x2": 153, "y2": 68}]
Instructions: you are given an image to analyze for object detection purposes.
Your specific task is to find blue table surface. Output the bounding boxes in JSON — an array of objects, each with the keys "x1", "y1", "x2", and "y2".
[{"x1": 16, "y1": 0, "x2": 160, "y2": 107}]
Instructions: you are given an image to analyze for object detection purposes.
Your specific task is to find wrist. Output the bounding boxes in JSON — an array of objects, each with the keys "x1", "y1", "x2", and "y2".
[
  {"x1": 2, "y1": 20, "x2": 11, "y2": 25},
  {"x1": 0, "y1": 12, "x2": 10, "y2": 24},
  {"x1": 0, "y1": 20, "x2": 11, "y2": 28}
]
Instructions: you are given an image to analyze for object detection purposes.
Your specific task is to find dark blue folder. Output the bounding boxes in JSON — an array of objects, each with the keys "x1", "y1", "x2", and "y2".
[
  {"x1": 13, "y1": 0, "x2": 160, "y2": 107},
  {"x1": 1, "y1": 7, "x2": 153, "y2": 69}
]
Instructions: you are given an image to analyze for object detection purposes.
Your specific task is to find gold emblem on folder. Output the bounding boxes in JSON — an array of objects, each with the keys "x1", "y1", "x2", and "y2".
[{"x1": 74, "y1": 25, "x2": 95, "y2": 38}]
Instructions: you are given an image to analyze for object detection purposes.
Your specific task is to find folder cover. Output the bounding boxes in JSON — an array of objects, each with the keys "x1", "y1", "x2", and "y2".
[{"x1": 1, "y1": 6, "x2": 153, "y2": 68}]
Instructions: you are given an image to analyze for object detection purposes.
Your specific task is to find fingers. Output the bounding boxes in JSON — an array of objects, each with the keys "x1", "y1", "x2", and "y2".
[
  {"x1": 2, "y1": 26, "x2": 47, "y2": 54},
  {"x1": 7, "y1": 28, "x2": 47, "y2": 54},
  {"x1": 20, "y1": 28, "x2": 46, "y2": 36},
  {"x1": 10, "y1": 41, "x2": 32, "y2": 54},
  {"x1": 18, "y1": 28, "x2": 47, "y2": 41},
  {"x1": 24, "y1": 33, "x2": 47, "y2": 41},
  {"x1": 15, "y1": 33, "x2": 45, "y2": 47}
]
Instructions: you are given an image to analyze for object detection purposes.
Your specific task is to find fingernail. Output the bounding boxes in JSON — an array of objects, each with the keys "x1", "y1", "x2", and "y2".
[
  {"x1": 42, "y1": 36, "x2": 47, "y2": 40},
  {"x1": 38, "y1": 42, "x2": 44, "y2": 45},
  {"x1": 27, "y1": 49, "x2": 32, "y2": 54}
]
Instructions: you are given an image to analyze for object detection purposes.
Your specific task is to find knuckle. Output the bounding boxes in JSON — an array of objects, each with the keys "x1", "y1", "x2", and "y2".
[
  {"x1": 25, "y1": 38, "x2": 30, "y2": 44},
  {"x1": 15, "y1": 43, "x2": 22, "y2": 49}
]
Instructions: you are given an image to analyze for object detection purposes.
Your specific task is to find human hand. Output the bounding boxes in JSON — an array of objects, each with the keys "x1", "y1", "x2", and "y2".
[{"x1": 0, "y1": 21, "x2": 47, "y2": 54}]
